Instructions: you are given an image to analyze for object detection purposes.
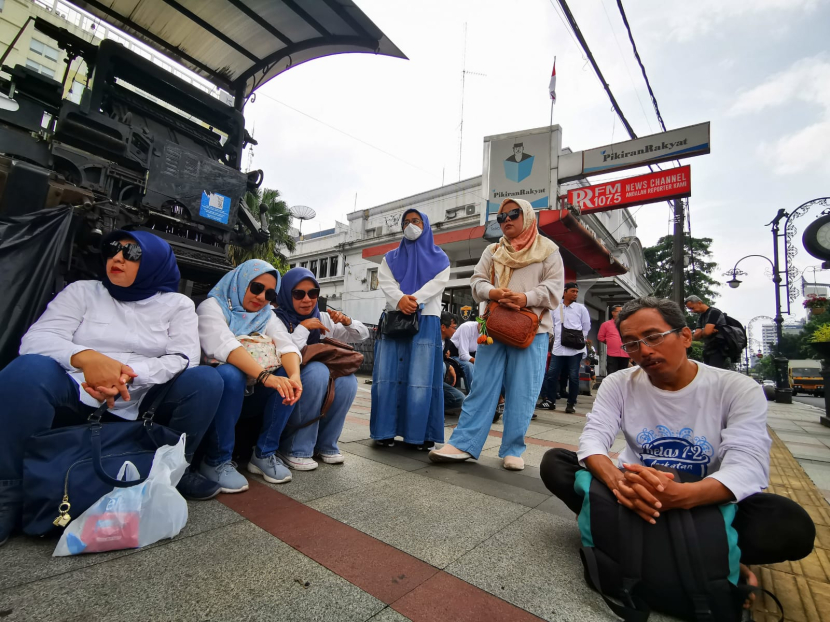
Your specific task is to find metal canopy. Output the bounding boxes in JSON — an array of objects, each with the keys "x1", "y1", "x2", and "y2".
[{"x1": 68, "y1": 0, "x2": 407, "y2": 100}]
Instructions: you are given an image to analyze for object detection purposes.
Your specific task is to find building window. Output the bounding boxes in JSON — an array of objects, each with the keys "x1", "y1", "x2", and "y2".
[
  {"x1": 289, "y1": 263, "x2": 296, "y2": 270},
  {"x1": 309, "y1": 260, "x2": 318, "y2": 276},
  {"x1": 26, "y1": 59, "x2": 54, "y2": 78},
  {"x1": 0, "y1": 0, "x2": 6, "y2": 12},
  {"x1": 365, "y1": 228, "x2": 376, "y2": 237},
  {"x1": 300, "y1": 261, "x2": 307, "y2": 269},
  {"x1": 369, "y1": 269, "x2": 379, "y2": 291},
  {"x1": 30, "y1": 40, "x2": 59, "y2": 62},
  {"x1": 330, "y1": 256, "x2": 339, "y2": 277},
  {"x1": 319, "y1": 258, "x2": 328, "y2": 279}
]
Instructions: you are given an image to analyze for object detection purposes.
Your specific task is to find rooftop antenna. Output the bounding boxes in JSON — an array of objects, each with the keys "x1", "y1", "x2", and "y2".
[
  {"x1": 289, "y1": 205, "x2": 316, "y2": 240},
  {"x1": 457, "y1": 23, "x2": 486, "y2": 182}
]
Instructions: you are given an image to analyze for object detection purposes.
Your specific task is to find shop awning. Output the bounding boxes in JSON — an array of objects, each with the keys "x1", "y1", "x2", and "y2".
[
  {"x1": 68, "y1": 0, "x2": 407, "y2": 99},
  {"x1": 362, "y1": 210, "x2": 627, "y2": 279}
]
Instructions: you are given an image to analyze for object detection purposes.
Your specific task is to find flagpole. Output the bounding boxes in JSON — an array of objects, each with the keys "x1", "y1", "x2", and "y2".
[{"x1": 549, "y1": 56, "x2": 555, "y2": 211}]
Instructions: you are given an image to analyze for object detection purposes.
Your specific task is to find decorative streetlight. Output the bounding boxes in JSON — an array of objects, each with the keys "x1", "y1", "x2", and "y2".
[{"x1": 724, "y1": 242, "x2": 792, "y2": 403}]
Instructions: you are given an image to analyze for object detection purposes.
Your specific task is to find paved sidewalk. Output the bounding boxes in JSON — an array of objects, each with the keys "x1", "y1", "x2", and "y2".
[{"x1": 1, "y1": 378, "x2": 828, "y2": 621}]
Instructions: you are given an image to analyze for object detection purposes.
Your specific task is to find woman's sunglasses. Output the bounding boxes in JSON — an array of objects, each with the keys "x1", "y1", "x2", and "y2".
[
  {"x1": 292, "y1": 288, "x2": 320, "y2": 301},
  {"x1": 496, "y1": 208, "x2": 522, "y2": 224},
  {"x1": 249, "y1": 281, "x2": 277, "y2": 301},
  {"x1": 104, "y1": 241, "x2": 142, "y2": 262}
]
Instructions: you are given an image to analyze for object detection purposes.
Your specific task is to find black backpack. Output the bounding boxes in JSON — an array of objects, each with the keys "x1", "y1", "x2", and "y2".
[
  {"x1": 575, "y1": 470, "x2": 782, "y2": 622},
  {"x1": 716, "y1": 313, "x2": 748, "y2": 360}
]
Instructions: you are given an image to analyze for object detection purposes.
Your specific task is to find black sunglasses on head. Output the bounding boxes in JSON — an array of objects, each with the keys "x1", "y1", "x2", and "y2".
[
  {"x1": 292, "y1": 288, "x2": 320, "y2": 301},
  {"x1": 104, "y1": 240, "x2": 142, "y2": 262},
  {"x1": 496, "y1": 208, "x2": 522, "y2": 224},
  {"x1": 249, "y1": 281, "x2": 277, "y2": 301}
]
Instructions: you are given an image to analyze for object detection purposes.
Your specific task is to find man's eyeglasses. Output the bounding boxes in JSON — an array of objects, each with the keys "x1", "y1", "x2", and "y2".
[
  {"x1": 620, "y1": 327, "x2": 682, "y2": 353},
  {"x1": 104, "y1": 241, "x2": 142, "y2": 262},
  {"x1": 402, "y1": 217, "x2": 423, "y2": 228},
  {"x1": 292, "y1": 288, "x2": 320, "y2": 301},
  {"x1": 496, "y1": 208, "x2": 522, "y2": 224},
  {"x1": 249, "y1": 281, "x2": 277, "y2": 301}
]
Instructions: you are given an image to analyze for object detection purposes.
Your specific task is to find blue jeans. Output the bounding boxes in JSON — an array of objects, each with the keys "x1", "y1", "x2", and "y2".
[
  {"x1": 545, "y1": 353, "x2": 582, "y2": 405},
  {"x1": 203, "y1": 364, "x2": 295, "y2": 465},
  {"x1": 279, "y1": 362, "x2": 357, "y2": 458},
  {"x1": 448, "y1": 333, "x2": 547, "y2": 459},
  {"x1": 0, "y1": 354, "x2": 223, "y2": 536},
  {"x1": 452, "y1": 358, "x2": 475, "y2": 393},
  {"x1": 443, "y1": 382, "x2": 465, "y2": 410}
]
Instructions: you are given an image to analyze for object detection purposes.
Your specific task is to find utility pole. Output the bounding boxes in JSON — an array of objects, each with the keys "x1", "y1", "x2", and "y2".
[{"x1": 672, "y1": 198, "x2": 685, "y2": 306}]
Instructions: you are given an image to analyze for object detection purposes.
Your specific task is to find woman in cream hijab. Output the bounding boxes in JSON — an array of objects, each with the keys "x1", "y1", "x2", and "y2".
[{"x1": 430, "y1": 198, "x2": 564, "y2": 470}]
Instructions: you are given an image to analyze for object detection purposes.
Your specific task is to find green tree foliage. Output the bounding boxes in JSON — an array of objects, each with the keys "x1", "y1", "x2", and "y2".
[
  {"x1": 644, "y1": 235, "x2": 721, "y2": 304},
  {"x1": 687, "y1": 341, "x2": 704, "y2": 362},
  {"x1": 228, "y1": 188, "x2": 295, "y2": 271},
  {"x1": 753, "y1": 355, "x2": 776, "y2": 380}
]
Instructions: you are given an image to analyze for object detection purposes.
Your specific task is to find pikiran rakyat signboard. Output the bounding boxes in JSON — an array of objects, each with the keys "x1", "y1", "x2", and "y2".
[
  {"x1": 567, "y1": 165, "x2": 691, "y2": 214},
  {"x1": 581, "y1": 123, "x2": 709, "y2": 176},
  {"x1": 483, "y1": 128, "x2": 552, "y2": 219}
]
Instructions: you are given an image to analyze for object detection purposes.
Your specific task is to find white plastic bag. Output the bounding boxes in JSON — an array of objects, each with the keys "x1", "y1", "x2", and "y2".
[{"x1": 54, "y1": 434, "x2": 189, "y2": 556}]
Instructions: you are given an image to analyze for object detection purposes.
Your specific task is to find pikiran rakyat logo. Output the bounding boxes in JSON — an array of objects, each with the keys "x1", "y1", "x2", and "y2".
[
  {"x1": 504, "y1": 142, "x2": 534, "y2": 183},
  {"x1": 637, "y1": 426, "x2": 714, "y2": 478},
  {"x1": 460, "y1": 305, "x2": 473, "y2": 321}
]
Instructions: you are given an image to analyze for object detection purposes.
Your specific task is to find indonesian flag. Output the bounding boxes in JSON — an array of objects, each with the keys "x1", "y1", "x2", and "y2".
[{"x1": 549, "y1": 59, "x2": 556, "y2": 102}]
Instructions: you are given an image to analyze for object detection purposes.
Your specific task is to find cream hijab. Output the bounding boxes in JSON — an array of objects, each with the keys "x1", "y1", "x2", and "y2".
[{"x1": 492, "y1": 198, "x2": 558, "y2": 290}]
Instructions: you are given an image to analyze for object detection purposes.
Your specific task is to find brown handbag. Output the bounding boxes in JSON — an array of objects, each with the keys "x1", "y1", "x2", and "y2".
[
  {"x1": 483, "y1": 263, "x2": 543, "y2": 349},
  {"x1": 297, "y1": 337, "x2": 364, "y2": 420}
]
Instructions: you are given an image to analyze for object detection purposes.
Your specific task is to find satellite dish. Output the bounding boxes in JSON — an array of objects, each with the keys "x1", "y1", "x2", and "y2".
[
  {"x1": 0, "y1": 92, "x2": 19, "y2": 112},
  {"x1": 289, "y1": 205, "x2": 316, "y2": 238}
]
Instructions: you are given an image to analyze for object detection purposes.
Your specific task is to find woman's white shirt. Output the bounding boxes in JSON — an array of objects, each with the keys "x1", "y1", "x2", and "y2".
[
  {"x1": 274, "y1": 312, "x2": 370, "y2": 350},
  {"x1": 19, "y1": 280, "x2": 200, "y2": 420},
  {"x1": 196, "y1": 297, "x2": 302, "y2": 364},
  {"x1": 378, "y1": 257, "x2": 450, "y2": 317}
]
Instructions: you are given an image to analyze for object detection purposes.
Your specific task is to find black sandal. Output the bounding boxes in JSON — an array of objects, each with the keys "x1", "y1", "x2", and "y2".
[{"x1": 375, "y1": 438, "x2": 395, "y2": 447}]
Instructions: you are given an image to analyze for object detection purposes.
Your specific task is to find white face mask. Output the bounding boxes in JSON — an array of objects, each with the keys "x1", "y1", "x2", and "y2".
[{"x1": 403, "y1": 223, "x2": 423, "y2": 241}]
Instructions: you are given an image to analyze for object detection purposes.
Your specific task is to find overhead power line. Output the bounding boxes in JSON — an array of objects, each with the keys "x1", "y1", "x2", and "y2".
[{"x1": 555, "y1": 0, "x2": 637, "y2": 140}]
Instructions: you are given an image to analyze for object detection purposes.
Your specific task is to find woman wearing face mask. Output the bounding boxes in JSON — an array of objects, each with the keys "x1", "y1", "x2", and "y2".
[
  {"x1": 273, "y1": 267, "x2": 369, "y2": 470},
  {"x1": 0, "y1": 230, "x2": 224, "y2": 545},
  {"x1": 371, "y1": 209, "x2": 450, "y2": 450},
  {"x1": 430, "y1": 198, "x2": 564, "y2": 470},
  {"x1": 196, "y1": 260, "x2": 303, "y2": 492}
]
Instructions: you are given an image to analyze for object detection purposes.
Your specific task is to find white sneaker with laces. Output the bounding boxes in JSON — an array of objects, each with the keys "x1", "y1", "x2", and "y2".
[{"x1": 278, "y1": 453, "x2": 319, "y2": 471}]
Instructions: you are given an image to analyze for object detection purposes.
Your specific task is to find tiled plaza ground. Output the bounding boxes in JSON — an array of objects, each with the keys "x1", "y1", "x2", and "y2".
[{"x1": 0, "y1": 376, "x2": 827, "y2": 621}]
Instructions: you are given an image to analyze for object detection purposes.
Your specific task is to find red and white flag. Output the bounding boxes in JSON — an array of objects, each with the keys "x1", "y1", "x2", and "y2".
[{"x1": 549, "y1": 59, "x2": 557, "y2": 102}]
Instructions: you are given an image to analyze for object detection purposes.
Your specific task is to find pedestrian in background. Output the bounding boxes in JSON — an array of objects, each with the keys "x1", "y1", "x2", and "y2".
[
  {"x1": 540, "y1": 282, "x2": 591, "y2": 413},
  {"x1": 598, "y1": 304, "x2": 629, "y2": 375},
  {"x1": 371, "y1": 209, "x2": 450, "y2": 450},
  {"x1": 430, "y1": 198, "x2": 563, "y2": 471},
  {"x1": 684, "y1": 295, "x2": 728, "y2": 369}
]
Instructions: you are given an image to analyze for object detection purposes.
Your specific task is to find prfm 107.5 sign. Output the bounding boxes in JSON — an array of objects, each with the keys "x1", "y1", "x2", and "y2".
[{"x1": 566, "y1": 165, "x2": 691, "y2": 214}]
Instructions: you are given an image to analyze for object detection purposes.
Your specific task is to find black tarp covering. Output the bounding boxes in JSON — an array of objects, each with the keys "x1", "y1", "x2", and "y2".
[{"x1": 0, "y1": 206, "x2": 73, "y2": 369}]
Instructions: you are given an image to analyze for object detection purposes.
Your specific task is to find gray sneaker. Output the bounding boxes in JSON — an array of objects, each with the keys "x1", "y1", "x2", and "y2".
[
  {"x1": 198, "y1": 461, "x2": 249, "y2": 493},
  {"x1": 248, "y1": 453, "x2": 292, "y2": 484}
]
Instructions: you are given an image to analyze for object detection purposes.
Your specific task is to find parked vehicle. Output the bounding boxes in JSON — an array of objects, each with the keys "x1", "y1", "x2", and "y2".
[{"x1": 789, "y1": 360, "x2": 824, "y2": 396}]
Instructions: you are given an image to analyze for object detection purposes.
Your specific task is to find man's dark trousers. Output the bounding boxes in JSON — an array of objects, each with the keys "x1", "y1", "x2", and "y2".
[
  {"x1": 545, "y1": 353, "x2": 581, "y2": 405},
  {"x1": 540, "y1": 448, "x2": 815, "y2": 566}
]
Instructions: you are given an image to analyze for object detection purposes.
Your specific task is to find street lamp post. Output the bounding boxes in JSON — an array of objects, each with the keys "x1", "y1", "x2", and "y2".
[{"x1": 725, "y1": 211, "x2": 793, "y2": 403}]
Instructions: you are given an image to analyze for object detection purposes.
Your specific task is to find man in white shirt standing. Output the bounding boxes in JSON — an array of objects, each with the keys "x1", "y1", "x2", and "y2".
[
  {"x1": 540, "y1": 282, "x2": 591, "y2": 413},
  {"x1": 540, "y1": 296, "x2": 814, "y2": 584}
]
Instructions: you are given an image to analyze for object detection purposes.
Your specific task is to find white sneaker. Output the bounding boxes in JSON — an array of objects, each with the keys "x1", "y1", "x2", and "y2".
[
  {"x1": 278, "y1": 453, "x2": 318, "y2": 471},
  {"x1": 315, "y1": 452, "x2": 345, "y2": 465}
]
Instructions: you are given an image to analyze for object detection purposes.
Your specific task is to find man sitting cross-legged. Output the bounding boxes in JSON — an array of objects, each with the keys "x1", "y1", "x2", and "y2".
[{"x1": 540, "y1": 296, "x2": 815, "y2": 592}]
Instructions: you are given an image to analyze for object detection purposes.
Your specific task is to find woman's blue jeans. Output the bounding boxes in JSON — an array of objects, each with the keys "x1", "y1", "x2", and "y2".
[
  {"x1": 447, "y1": 334, "x2": 547, "y2": 459},
  {"x1": 279, "y1": 362, "x2": 357, "y2": 458},
  {"x1": 0, "y1": 354, "x2": 223, "y2": 539},
  {"x1": 203, "y1": 364, "x2": 295, "y2": 465}
]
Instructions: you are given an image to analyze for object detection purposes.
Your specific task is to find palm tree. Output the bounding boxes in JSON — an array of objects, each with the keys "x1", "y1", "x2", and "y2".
[{"x1": 229, "y1": 187, "x2": 296, "y2": 270}]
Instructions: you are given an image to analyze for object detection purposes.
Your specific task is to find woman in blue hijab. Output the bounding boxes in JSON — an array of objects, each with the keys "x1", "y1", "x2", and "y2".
[
  {"x1": 196, "y1": 260, "x2": 303, "y2": 493},
  {"x1": 370, "y1": 209, "x2": 450, "y2": 450},
  {"x1": 272, "y1": 268, "x2": 370, "y2": 470},
  {"x1": 0, "y1": 230, "x2": 225, "y2": 543}
]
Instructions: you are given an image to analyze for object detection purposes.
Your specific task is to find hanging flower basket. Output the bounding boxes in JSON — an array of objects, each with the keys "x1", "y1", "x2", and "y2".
[{"x1": 804, "y1": 295, "x2": 828, "y2": 315}]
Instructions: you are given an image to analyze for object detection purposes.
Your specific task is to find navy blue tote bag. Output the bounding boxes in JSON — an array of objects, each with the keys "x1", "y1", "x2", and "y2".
[{"x1": 22, "y1": 366, "x2": 185, "y2": 536}]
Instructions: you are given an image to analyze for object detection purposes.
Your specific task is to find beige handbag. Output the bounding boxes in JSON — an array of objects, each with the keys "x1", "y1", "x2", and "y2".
[{"x1": 204, "y1": 332, "x2": 281, "y2": 386}]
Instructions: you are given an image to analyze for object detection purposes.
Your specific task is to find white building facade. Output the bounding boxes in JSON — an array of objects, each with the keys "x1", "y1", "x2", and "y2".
[{"x1": 286, "y1": 125, "x2": 654, "y2": 372}]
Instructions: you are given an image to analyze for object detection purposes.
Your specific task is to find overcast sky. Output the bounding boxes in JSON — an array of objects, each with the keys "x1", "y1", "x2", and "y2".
[{"x1": 241, "y1": 0, "x2": 830, "y2": 342}]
